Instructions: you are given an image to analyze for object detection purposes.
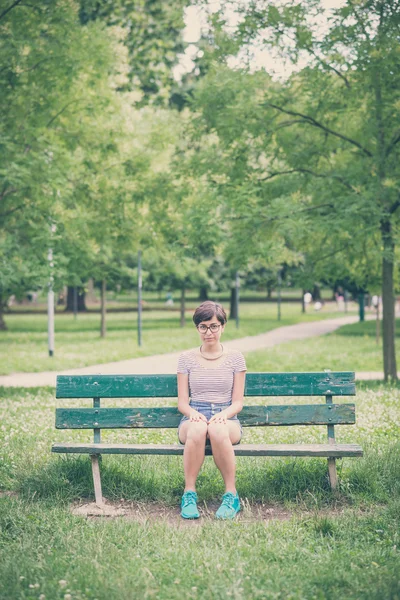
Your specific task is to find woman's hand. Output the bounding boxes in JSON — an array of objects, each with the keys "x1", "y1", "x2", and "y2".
[
  {"x1": 208, "y1": 411, "x2": 227, "y2": 425},
  {"x1": 189, "y1": 409, "x2": 207, "y2": 423}
]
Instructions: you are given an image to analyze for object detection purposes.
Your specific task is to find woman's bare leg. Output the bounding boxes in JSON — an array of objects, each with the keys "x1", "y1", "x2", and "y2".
[
  {"x1": 207, "y1": 421, "x2": 241, "y2": 494},
  {"x1": 179, "y1": 420, "x2": 208, "y2": 491}
]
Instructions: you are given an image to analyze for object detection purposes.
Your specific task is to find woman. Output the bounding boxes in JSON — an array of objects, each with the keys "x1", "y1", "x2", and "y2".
[{"x1": 177, "y1": 301, "x2": 247, "y2": 519}]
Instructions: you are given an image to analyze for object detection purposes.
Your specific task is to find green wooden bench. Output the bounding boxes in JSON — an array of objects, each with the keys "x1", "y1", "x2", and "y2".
[{"x1": 52, "y1": 372, "x2": 363, "y2": 505}]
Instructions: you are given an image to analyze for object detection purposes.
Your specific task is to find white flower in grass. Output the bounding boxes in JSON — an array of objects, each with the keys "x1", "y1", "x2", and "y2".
[{"x1": 58, "y1": 580, "x2": 67, "y2": 587}]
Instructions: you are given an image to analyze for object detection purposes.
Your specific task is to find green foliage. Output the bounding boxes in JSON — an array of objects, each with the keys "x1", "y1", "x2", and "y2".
[
  {"x1": 143, "y1": 247, "x2": 210, "y2": 292},
  {"x1": 0, "y1": 0, "x2": 188, "y2": 328},
  {"x1": 0, "y1": 0, "x2": 119, "y2": 312},
  {"x1": 79, "y1": 0, "x2": 188, "y2": 104},
  {"x1": 177, "y1": 0, "x2": 400, "y2": 378}
]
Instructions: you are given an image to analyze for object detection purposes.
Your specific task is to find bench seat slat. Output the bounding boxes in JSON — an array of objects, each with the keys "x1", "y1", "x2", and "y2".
[
  {"x1": 56, "y1": 404, "x2": 356, "y2": 429},
  {"x1": 51, "y1": 442, "x2": 363, "y2": 457},
  {"x1": 56, "y1": 372, "x2": 355, "y2": 398}
]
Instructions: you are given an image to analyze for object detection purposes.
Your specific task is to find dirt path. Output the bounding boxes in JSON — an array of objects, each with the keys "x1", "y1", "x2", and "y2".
[{"x1": 1, "y1": 314, "x2": 389, "y2": 387}]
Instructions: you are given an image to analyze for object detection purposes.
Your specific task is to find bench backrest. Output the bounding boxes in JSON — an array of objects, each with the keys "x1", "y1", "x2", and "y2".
[
  {"x1": 56, "y1": 373, "x2": 355, "y2": 398},
  {"x1": 55, "y1": 373, "x2": 356, "y2": 432}
]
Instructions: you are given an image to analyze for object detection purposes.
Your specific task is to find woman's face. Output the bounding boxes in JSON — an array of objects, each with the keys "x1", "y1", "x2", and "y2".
[{"x1": 196, "y1": 315, "x2": 225, "y2": 345}]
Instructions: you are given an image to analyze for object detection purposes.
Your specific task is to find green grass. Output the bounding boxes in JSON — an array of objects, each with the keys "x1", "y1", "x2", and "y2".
[
  {"x1": 11, "y1": 286, "x2": 337, "y2": 311},
  {"x1": 0, "y1": 302, "x2": 355, "y2": 375},
  {"x1": 1, "y1": 383, "x2": 398, "y2": 505},
  {"x1": 0, "y1": 496, "x2": 398, "y2": 600},
  {"x1": 245, "y1": 318, "x2": 400, "y2": 373},
  {"x1": 338, "y1": 318, "x2": 400, "y2": 337},
  {"x1": 1, "y1": 315, "x2": 399, "y2": 599},
  {"x1": 245, "y1": 334, "x2": 394, "y2": 373},
  {"x1": 0, "y1": 380, "x2": 399, "y2": 599}
]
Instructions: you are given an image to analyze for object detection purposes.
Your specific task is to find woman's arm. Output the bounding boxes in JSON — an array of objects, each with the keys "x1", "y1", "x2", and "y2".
[
  {"x1": 227, "y1": 370, "x2": 246, "y2": 417},
  {"x1": 177, "y1": 373, "x2": 190, "y2": 416},
  {"x1": 177, "y1": 373, "x2": 207, "y2": 422}
]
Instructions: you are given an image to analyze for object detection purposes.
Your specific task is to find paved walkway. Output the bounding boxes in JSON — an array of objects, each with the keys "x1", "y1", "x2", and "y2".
[{"x1": 1, "y1": 314, "x2": 390, "y2": 387}]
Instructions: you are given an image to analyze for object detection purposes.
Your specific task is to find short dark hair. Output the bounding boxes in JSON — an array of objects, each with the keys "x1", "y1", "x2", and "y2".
[{"x1": 193, "y1": 301, "x2": 227, "y2": 326}]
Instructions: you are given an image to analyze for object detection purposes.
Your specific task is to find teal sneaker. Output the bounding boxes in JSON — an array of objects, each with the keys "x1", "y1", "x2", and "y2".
[
  {"x1": 215, "y1": 492, "x2": 240, "y2": 520},
  {"x1": 180, "y1": 491, "x2": 200, "y2": 519}
]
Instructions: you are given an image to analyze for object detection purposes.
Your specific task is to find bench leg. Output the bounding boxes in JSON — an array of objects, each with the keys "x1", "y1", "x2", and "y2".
[
  {"x1": 90, "y1": 455, "x2": 104, "y2": 506},
  {"x1": 328, "y1": 458, "x2": 338, "y2": 491}
]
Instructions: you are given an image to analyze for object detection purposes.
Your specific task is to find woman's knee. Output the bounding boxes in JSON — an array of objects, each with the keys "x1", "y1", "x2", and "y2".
[
  {"x1": 208, "y1": 422, "x2": 230, "y2": 443},
  {"x1": 186, "y1": 421, "x2": 208, "y2": 443}
]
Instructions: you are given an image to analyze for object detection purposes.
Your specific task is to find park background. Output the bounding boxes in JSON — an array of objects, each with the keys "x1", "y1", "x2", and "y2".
[{"x1": 0, "y1": 0, "x2": 399, "y2": 599}]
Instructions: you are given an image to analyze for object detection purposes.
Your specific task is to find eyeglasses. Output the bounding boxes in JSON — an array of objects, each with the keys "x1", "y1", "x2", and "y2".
[{"x1": 197, "y1": 323, "x2": 221, "y2": 333}]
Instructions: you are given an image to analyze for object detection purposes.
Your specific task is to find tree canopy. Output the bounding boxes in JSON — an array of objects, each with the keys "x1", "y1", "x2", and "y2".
[
  {"x1": 2, "y1": 0, "x2": 399, "y2": 378},
  {"x1": 174, "y1": 0, "x2": 400, "y2": 379}
]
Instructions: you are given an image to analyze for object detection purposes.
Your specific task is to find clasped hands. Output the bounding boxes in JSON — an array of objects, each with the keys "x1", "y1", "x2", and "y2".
[{"x1": 189, "y1": 409, "x2": 227, "y2": 425}]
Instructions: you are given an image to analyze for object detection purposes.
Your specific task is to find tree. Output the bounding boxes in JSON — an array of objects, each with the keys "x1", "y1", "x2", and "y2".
[
  {"x1": 79, "y1": 0, "x2": 188, "y2": 104},
  {"x1": 178, "y1": 1, "x2": 400, "y2": 379},
  {"x1": 237, "y1": 0, "x2": 400, "y2": 380},
  {"x1": 55, "y1": 89, "x2": 181, "y2": 333},
  {"x1": 0, "y1": 0, "x2": 121, "y2": 328},
  {"x1": 142, "y1": 247, "x2": 210, "y2": 326}
]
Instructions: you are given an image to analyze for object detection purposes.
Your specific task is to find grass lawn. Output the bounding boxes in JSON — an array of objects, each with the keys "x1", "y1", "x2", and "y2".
[
  {"x1": 0, "y1": 377, "x2": 399, "y2": 599},
  {"x1": 0, "y1": 302, "x2": 358, "y2": 375},
  {"x1": 1, "y1": 312, "x2": 399, "y2": 599},
  {"x1": 245, "y1": 318, "x2": 400, "y2": 373},
  {"x1": 11, "y1": 287, "x2": 338, "y2": 312}
]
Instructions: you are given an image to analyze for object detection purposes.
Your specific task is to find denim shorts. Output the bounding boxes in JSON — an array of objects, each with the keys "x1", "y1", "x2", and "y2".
[{"x1": 178, "y1": 400, "x2": 242, "y2": 445}]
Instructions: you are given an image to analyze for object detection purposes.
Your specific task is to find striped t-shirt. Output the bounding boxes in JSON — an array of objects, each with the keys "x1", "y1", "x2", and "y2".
[{"x1": 177, "y1": 349, "x2": 247, "y2": 404}]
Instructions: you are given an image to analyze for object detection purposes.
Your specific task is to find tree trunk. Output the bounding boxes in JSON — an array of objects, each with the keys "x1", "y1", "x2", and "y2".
[
  {"x1": 65, "y1": 286, "x2": 87, "y2": 311},
  {"x1": 86, "y1": 278, "x2": 97, "y2": 303},
  {"x1": 301, "y1": 290, "x2": 306, "y2": 314},
  {"x1": 198, "y1": 286, "x2": 208, "y2": 301},
  {"x1": 180, "y1": 288, "x2": 185, "y2": 327},
  {"x1": 0, "y1": 300, "x2": 7, "y2": 331},
  {"x1": 100, "y1": 280, "x2": 106, "y2": 338},
  {"x1": 373, "y1": 51, "x2": 396, "y2": 379},
  {"x1": 229, "y1": 287, "x2": 238, "y2": 320},
  {"x1": 266, "y1": 283, "x2": 273, "y2": 299},
  {"x1": 358, "y1": 293, "x2": 365, "y2": 322},
  {"x1": 312, "y1": 284, "x2": 321, "y2": 301},
  {"x1": 381, "y1": 220, "x2": 397, "y2": 380}
]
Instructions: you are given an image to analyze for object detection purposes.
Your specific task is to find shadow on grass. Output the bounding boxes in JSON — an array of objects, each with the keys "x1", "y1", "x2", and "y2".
[
  {"x1": 17, "y1": 455, "x2": 185, "y2": 505},
  {"x1": 236, "y1": 457, "x2": 331, "y2": 504},
  {"x1": 16, "y1": 442, "x2": 400, "y2": 510}
]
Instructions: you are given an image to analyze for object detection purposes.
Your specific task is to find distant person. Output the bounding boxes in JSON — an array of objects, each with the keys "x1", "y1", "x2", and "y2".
[
  {"x1": 335, "y1": 292, "x2": 344, "y2": 311},
  {"x1": 177, "y1": 301, "x2": 246, "y2": 520}
]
